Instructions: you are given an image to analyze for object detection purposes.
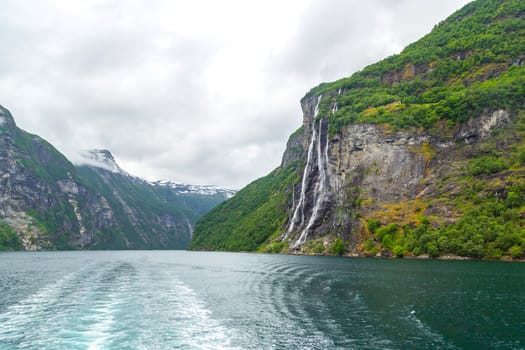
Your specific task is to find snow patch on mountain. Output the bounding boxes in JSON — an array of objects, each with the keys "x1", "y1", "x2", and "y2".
[{"x1": 150, "y1": 180, "x2": 237, "y2": 198}]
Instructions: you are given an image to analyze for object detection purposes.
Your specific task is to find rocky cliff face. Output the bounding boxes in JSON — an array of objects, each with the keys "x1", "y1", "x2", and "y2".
[
  {"x1": 283, "y1": 94, "x2": 517, "y2": 253},
  {"x1": 1, "y1": 105, "x2": 76, "y2": 249},
  {"x1": 0, "y1": 105, "x2": 234, "y2": 250}
]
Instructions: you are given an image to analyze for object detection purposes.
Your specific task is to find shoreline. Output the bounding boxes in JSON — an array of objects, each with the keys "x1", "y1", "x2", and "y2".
[
  {"x1": 285, "y1": 250, "x2": 525, "y2": 262},
  {"x1": 3, "y1": 249, "x2": 524, "y2": 262}
]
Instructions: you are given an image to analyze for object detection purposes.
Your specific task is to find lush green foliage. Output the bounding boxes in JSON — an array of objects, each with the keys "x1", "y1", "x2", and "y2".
[
  {"x1": 371, "y1": 189, "x2": 525, "y2": 260},
  {"x1": 468, "y1": 156, "x2": 509, "y2": 175},
  {"x1": 306, "y1": 0, "x2": 525, "y2": 134},
  {"x1": 261, "y1": 242, "x2": 289, "y2": 254},
  {"x1": 321, "y1": 0, "x2": 525, "y2": 259},
  {"x1": 8, "y1": 127, "x2": 78, "y2": 248},
  {"x1": 0, "y1": 222, "x2": 21, "y2": 250},
  {"x1": 328, "y1": 238, "x2": 346, "y2": 256},
  {"x1": 26, "y1": 205, "x2": 77, "y2": 249},
  {"x1": 190, "y1": 164, "x2": 298, "y2": 251}
]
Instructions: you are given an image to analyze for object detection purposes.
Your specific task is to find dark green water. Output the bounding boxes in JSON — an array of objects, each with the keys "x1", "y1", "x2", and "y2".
[{"x1": 0, "y1": 251, "x2": 523, "y2": 349}]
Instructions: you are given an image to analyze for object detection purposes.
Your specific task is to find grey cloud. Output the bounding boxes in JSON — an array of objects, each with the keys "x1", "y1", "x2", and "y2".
[
  {"x1": 0, "y1": 0, "x2": 471, "y2": 189},
  {"x1": 273, "y1": 0, "x2": 471, "y2": 85}
]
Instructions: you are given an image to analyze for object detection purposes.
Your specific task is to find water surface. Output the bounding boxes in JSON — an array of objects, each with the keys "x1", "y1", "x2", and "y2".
[{"x1": 0, "y1": 251, "x2": 523, "y2": 349}]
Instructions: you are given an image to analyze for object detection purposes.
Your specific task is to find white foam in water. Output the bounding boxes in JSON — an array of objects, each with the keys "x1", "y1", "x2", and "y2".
[
  {"x1": 0, "y1": 262, "x2": 239, "y2": 350},
  {"x1": 0, "y1": 264, "x2": 126, "y2": 349},
  {"x1": 83, "y1": 294, "x2": 118, "y2": 349},
  {"x1": 0, "y1": 271, "x2": 79, "y2": 344},
  {"x1": 403, "y1": 309, "x2": 456, "y2": 349},
  {"x1": 130, "y1": 268, "x2": 240, "y2": 350},
  {"x1": 169, "y1": 280, "x2": 238, "y2": 349}
]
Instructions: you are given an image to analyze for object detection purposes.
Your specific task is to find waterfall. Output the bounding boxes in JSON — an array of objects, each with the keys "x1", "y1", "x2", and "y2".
[
  {"x1": 294, "y1": 118, "x2": 329, "y2": 247},
  {"x1": 286, "y1": 94, "x2": 331, "y2": 247},
  {"x1": 286, "y1": 96, "x2": 321, "y2": 236},
  {"x1": 332, "y1": 103, "x2": 338, "y2": 114},
  {"x1": 185, "y1": 218, "x2": 193, "y2": 238}
]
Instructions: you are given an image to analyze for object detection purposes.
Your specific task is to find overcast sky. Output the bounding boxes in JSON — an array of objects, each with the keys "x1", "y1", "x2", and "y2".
[{"x1": 0, "y1": 0, "x2": 471, "y2": 189}]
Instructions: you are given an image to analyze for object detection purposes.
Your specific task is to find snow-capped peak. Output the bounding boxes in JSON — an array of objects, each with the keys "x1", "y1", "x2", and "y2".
[{"x1": 74, "y1": 149, "x2": 127, "y2": 174}]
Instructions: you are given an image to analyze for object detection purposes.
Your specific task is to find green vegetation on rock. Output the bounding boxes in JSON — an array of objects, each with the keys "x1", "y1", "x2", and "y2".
[
  {"x1": 0, "y1": 222, "x2": 21, "y2": 250},
  {"x1": 189, "y1": 164, "x2": 298, "y2": 251},
  {"x1": 75, "y1": 165, "x2": 229, "y2": 250},
  {"x1": 328, "y1": 238, "x2": 346, "y2": 256},
  {"x1": 362, "y1": 111, "x2": 525, "y2": 260}
]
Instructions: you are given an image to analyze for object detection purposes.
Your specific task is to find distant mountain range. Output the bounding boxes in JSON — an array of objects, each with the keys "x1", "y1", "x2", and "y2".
[
  {"x1": 76, "y1": 148, "x2": 236, "y2": 198},
  {"x1": 0, "y1": 106, "x2": 235, "y2": 250}
]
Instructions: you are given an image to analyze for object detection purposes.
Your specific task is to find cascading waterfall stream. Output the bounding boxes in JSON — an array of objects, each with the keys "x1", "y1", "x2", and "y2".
[
  {"x1": 295, "y1": 118, "x2": 329, "y2": 247},
  {"x1": 285, "y1": 95, "x2": 331, "y2": 247},
  {"x1": 286, "y1": 96, "x2": 321, "y2": 236}
]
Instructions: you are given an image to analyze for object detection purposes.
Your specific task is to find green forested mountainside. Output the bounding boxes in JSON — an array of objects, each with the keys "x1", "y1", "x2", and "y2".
[
  {"x1": 310, "y1": 0, "x2": 525, "y2": 134},
  {"x1": 189, "y1": 164, "x2": 297, "y2": 251},
  {"x1": 190, "y1": 0, "x2": 525, "y2": 260}
]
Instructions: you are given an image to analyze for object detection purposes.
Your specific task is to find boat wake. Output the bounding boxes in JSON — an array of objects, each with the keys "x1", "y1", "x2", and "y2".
[{"x1": 0, "y1": 260, "x2": 237, "y2": 350}]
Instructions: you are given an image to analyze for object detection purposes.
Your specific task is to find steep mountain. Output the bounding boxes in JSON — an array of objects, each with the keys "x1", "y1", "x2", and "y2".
[
  {"x1": 190, "y1": 0, "x2": 525, "y2": 260},
  {"x1": 0, "y1": 107, "x2": 234, "y2": 250},
  {"x1": 74, "y1": 150, "x2": 234, "y2": 249}
]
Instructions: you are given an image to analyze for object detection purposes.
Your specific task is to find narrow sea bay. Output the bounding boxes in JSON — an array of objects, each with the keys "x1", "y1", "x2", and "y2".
[{"x1": 0, "y1": 251, "x2": 523, "y2": 349}]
